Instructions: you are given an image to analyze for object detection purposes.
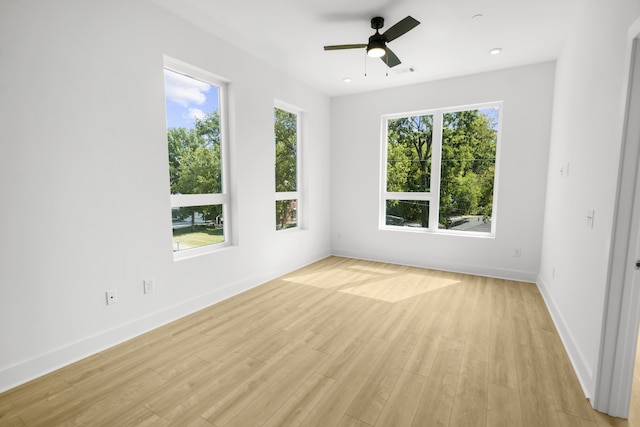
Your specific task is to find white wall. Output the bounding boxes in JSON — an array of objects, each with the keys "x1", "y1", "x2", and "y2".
[
  {"x1": 0, "y1": 0, "x2": 331, "y2": 391},
  {"x1": 537, "y1": 0, "x2": 640, "y2": 400},
  {"x1": 330, "y1": 62, "x2": 555, "y2": 282}
]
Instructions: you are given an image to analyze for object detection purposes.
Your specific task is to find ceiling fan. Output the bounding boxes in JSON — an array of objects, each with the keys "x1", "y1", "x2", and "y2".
[{"x1": 324, "y1": 16, "x2": 420, "y2": 68}]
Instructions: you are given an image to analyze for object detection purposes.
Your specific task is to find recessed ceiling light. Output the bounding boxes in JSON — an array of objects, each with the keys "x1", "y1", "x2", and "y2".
[
  {"x1": 343, "y1": 77, "x2": 352, "y2": 83},
  {"x1": 472, "y1": 14, "x2": 483, "y2": 20},
  {"x1": 489, "y1": 48, "x2": 503, "y2": 55}
]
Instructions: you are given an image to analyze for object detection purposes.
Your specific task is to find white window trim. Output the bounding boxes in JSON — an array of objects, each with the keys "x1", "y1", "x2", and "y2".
[
  {"x1": 274, "y1": 100, "x2": 303, "y2": 232},
  {"x1": 380, "y1": 101, "x2": 502, "y2": 237},
  {"x1": 164, "y1": 56, "x2": 232, "y2": 259}
]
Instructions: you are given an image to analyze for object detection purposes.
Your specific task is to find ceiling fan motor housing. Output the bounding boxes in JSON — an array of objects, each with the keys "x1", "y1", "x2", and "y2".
[
  {"x1": 367, "y1": 34, "x2": 386, "y2": 55},
  {"x1": 367, "y1": 18, "x2": 386, "y2": 57},
  {"x1": 371, "y1": 16, "x2": 384, "y2": 30}
]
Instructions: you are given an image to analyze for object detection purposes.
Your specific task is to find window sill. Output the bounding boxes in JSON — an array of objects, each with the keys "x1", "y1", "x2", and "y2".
[
  {"x1": 172, "y1": 241, "x2": 232, "y2": 262},
  {"x1": 379, "y1": 225, "x2": 495, "y2": 239}
]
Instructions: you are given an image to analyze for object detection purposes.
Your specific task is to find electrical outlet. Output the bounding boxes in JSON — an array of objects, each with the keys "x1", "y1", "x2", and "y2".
[
  {"x1": 143, "y1": 279, "x2": 154, "y2": 294},
  {"x1": 106, "y1": 290, "x2": 118, "y2": 305}
]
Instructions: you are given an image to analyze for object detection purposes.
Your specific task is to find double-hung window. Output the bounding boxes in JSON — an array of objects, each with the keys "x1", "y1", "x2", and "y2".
[
  {"x1": 163, "y1": 58, "x2": 230, "y2": 256},
  {"x1": 382, "y1": 103, "x2": 501, "y2": 235},
  {"x1": 274, "y1": 104, "x2": 301, "y2": 231}
]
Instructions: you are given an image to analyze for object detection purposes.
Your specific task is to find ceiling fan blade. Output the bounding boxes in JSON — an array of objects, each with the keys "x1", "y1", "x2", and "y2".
[
  {"x1": 381, "y1": 47, "x2": 401, "y2": 68},
  {"x1": 382, "y1": 16, "x2": 420, "y2": 43},
  {"x1": 324, "y1": 44, "x2": 367, "y2": 51}
]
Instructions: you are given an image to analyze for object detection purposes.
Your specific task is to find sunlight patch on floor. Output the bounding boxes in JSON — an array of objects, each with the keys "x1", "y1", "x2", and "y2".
[
  {"x1": 347, "y1": 264, "x2": 398, "y2": 275},
  {"x1": 339, "y1": 273, "x2": 460, "y2": 303},
  {"x1": 283, "y1": 270, "x2": 380, "y2": 289}
]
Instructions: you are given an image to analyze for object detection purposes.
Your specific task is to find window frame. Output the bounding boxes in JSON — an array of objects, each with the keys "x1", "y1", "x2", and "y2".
[
  {"x1": 380, "y1": 101, "x2": 502, "y2": 237},
  {"x1": 274, "y1": 100, "x2": 302, "y2": 232},
  {"x1": 164, "y1": 56, "x2": 231, "y2": 259}
]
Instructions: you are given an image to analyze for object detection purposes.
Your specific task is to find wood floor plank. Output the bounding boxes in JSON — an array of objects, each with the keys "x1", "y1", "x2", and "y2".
[
  {"x1": 262, "y1": 372, "x2": 336, "y2": 427},
  {"x1": 0, "y1": 415, "x2": 27, "y2": 427},
  {"x1": 272, "y1": 291, "x2": 340, "y2": 334},
  {"x1": 443, "y1": 281, "x2": 475, "y2": 342},
  {"x1": 464, "y1": 309, "x2": 491, "y2": 363},
  {"x1": 89, "y1": 404, "x2": 165, "y2": 427},
  {"x1": 404, "y1": 301, "x2": 449, "y2": 376},
  {"x1": 299, "y1": 336, "x2": 390, "y2": 427},
  {"x1": 411, "y1": 338, "x2": 465, "y2": 427},
  {"x1": 449, "y1": 357, "x2": 488, "y2": 427},
  {"x1": 144, "y1": 357, "x2": 264, "y2": 422},
  {"x1": 222, "y1": 347, "x2": 327, "y2": 427},
  {"x1": 311, "y1": 301, "x2": 377, "y2": 357},
  {"x1": 315, "y1": 333, "x2": 371, "y2": 380},
  {"x1": 201, "y1": 342, "x2": 313, "y2": 426},
  {"x1": 486, "y1": 383, "x2": 523, "y2": 427},
  {"x1": 214, "y1": 326, "x2": 284, "y2": 364},
  {"x1": 556, "y1": 410, "x2": 599, "y2": 427},
  {"x1": 337, "y1": 414, "x2": 374, "y2": 427},
  {"x1": 57, "y1": 353, "x2": 110, "y2": 384},
  {"x1": 537, "y1": 329, "x2": 596, "y2": 422},
  {"x1": 14, "y1": 383, "x2": 86, "y2": 426},
  {"x1": 404, "y1": 333, "x2": 443, "y2": 377},
  {"x1": 521, "y1": 285, "x2": 556, "y2": 333},
  {"x1": 488, "y1": 278, "x2": 509, "y2": 319},
  {"x1": 345, "y1": 330, "x2": 417, "y2": 424},
  {"x1": 488, "y1": 316, "x2": 519, "y2": 390},
  {"x1": 62, "y1": 367, "x2": 166, "y2": 426},
  {"x1": 0, "y1": 373, "x2": 73, "y2": 420},
  {"x1": 142, "y1": 359, "x2": 220, "y2": 415},
  {"x1": 515, "y1": 343, "x2": 561, "y2": 427},
  {"x1": 374, "y1": 369, "x2": 426, "y2": 427},
  {"x1": 511, "y1": 311, "x2": 539, "y2": 348}
]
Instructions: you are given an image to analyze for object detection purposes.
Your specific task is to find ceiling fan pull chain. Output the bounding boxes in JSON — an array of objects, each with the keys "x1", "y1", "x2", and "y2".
[
  {"x1": 386, "y1": 54, "x2": 389, "y2": 77},
  {"x1": 364, "y1": 50, "x2": 367, "y2": 77}
]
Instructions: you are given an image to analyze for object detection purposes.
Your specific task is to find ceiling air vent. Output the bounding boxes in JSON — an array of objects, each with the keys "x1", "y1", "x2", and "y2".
[{"x1": 394, "y1": 66, "x2": 416, "y2": 75}]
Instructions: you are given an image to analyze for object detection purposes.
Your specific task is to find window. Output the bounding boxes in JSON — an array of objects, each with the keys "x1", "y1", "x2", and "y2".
[
  {"x1": 163, "y1": 58, "x2": 229, "y2": 255},
  {"x1": 274, "y1": 104, "x2": 300, "y2": 230},
  {"x1": 382, "y1": 104, "x2": 500, "y2": 235}
]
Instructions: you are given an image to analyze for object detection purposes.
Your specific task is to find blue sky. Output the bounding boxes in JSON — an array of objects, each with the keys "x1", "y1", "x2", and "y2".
[
  {"x1": 163, "y1": 69, "x2": 219, "y2": 130},
  {"x1": 479, "y1": 107, "x2": 500, "y2": 131}
]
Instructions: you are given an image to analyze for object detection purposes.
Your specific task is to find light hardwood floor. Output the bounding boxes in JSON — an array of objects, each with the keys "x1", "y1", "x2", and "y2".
[{"x1": 0, "y1": 256, "x2": 636, "y2": 426}]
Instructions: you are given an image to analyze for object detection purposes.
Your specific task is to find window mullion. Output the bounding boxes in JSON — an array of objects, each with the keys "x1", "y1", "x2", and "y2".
[
  {"x1": 380, "y1": 118, "x2": 390, "y2": 228},
  {"x1": 430, "y1": 112, "x2": 443, "y2": 230},
  {"x1": 382, "y1": 192, "x2": 433, "y2": 200},
  {"x1": 275, "y1": 191, "x2": 299, "y2": 201}
]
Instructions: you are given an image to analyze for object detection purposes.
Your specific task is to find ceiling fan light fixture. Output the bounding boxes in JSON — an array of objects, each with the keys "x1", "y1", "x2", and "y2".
[
  {"x1": 367, "y1": 46, "x2": 386, "y2": 58},
  {"x1": 367, "y1": 40, "x2": 386, "y2": 58}
]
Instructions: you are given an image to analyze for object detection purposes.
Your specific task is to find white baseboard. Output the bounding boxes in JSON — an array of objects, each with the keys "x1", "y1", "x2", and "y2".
[
  {"x1": 536, "y1": 274, "x2": 593, "y2": 400},
  {"x1": 331, "y1": 248, "x2": 538, "y2": 283}
]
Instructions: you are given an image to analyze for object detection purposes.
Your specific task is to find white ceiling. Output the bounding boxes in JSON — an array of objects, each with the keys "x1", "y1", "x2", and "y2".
[{"x1": 148, "y1": 0, "x2": 580, "y2": 97}]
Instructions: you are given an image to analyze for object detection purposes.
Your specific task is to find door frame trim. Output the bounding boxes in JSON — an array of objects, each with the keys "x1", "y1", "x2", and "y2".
[{"x1": 595, "y1": 17, "x2": 640, "y2": 417}]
